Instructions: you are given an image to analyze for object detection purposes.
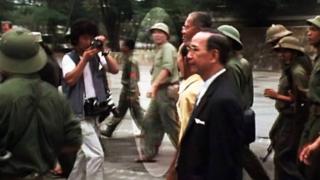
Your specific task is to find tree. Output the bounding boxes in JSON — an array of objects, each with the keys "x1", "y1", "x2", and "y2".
[{"x1": 98, "y1": 0, "x2": 133, "y2": 51}]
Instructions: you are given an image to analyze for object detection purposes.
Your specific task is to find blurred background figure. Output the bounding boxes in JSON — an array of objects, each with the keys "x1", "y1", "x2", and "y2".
[
  {"x1": 137, "y1": 22, "x2": 180, "y2": 162},
  {"x1": 32, "y1": 32, "x2": 62, "y2": 88},
  {"x1": 102, "y1": 39, "x2": 144, "y2": 138},
  {"x1": 1, "y1": 20, "x2": 12, "y2": 34}
]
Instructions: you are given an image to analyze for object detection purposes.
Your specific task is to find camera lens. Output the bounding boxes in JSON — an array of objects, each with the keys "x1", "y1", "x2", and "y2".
[{"x1": 91, "y1": 39, "x2": 103, "y2": 49}]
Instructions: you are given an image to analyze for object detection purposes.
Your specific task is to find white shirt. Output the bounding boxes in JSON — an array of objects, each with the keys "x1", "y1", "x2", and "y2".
[
  {"x1": 61, "y1": 52, "x2": 107, "y2": 99},
  {"x1": 196, "y1": 68, "x2": 226, "y2": 106}
]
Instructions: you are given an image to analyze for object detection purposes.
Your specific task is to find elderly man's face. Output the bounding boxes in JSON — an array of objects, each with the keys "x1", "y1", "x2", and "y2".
[
  {"x1": 187, "y1": 32, "x2": 214, "y2": 79},
  {"x1": 182, "y1": 15, "x2": 199, "y2": 44}
]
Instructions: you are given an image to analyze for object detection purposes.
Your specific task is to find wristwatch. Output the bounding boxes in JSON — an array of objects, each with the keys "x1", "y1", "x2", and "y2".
[{"x1": 102, "y1": 50, "x2": 110, "y2": 57}]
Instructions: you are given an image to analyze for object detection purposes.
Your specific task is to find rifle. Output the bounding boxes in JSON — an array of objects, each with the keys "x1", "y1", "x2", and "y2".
[{"x1": 260, "y1": 143, "x2": 273, "y2": 162}]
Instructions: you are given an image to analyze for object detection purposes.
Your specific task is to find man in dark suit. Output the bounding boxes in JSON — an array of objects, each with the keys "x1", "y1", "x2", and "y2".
[{"x1": 176, "y1": 31, "x2": 245, "y2": 180}]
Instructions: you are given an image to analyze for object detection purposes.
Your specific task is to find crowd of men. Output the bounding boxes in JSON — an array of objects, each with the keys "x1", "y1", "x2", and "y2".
[{"x1": 1, "y1": 11, "x2": 320, "y2": 180}]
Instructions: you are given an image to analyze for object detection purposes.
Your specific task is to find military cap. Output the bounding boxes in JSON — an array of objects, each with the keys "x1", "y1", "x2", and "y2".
[
  {"x1": 0, "y1": 28, "x2": 47, "y2": 74},
  {"x1": 307, "y1": 16, "x2": 320, "y2": 29},
  {"x1": 217, "y1": 25, "x2": 243, "y2": 50},
  {"x1": 149, "y1": 23, "x2": 170, "y2": 37},
  {"x1": 265, "y1": 24, "x2": 292, "y2": 44},
  {"x1": 273, "y1": 36, "x2": 304, "y2": 54}
]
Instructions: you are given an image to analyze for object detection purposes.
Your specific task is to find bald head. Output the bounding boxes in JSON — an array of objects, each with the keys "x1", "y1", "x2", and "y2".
[
  {"x1": 182, "y1": 12, "x2": 212, "y2": 43},
  {"x1": 187, "y1": 31, "x2": 230, "y2": 80}
]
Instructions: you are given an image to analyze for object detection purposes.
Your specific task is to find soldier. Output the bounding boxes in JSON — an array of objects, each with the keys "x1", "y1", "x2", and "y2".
[
  {"x1": 102, "y1": 39, "x2": 144, "y2": 137},
  {"x1": 299, "y1": 15, "x2": 320, "y2": 180},
  {"x1": 265, "y1": 36, "x2": 311, "y2": 180},
  {"x1": 218, "y1": 25, "x2": 270, "y2": 180},
  {"x1": 136, "y1": 22, "x2": 180, "y2": 162},
  {"x1": 0, "y1": 28, "x2": 82, "y2": 179}
]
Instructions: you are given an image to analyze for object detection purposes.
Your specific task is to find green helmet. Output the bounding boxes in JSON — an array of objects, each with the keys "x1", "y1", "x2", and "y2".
[
  {"x1": 149, "y1": 22, "x2": 170, "y2": 37},
  {"x1": 217, "y1": 25, "x2": 243, "y2": 50},
  {"x1": 307, "y1": 16, "x2": 320, "y2": 29},
  {"x1": 273, "y1": 36, "x2": 304, "y2": 54},
  {"x1": 265, "y1": 24, "x2": 292, "y2": 44},
  {"x1": 0, "y1": 28, "x2": 47, "y2": 74}
]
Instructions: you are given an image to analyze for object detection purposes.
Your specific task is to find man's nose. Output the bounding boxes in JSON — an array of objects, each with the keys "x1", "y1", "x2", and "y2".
[
  {"x1": 187, "y1": 52, "x2": 193, "y2": 61},
  {"x1": 307, "y1": 30, "x2": 312, "y2": 37}
]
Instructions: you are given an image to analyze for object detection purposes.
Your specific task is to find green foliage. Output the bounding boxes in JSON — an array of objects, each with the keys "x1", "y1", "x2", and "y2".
[{"x1": 7, "y1": 5, "x2": 67, "y2": 28}]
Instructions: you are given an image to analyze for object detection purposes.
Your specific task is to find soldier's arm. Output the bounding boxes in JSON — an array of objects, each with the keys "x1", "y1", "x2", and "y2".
[
  {"x1": 148, "y1": 69, "x2": 170, "y2": 98},
  {"x1": 264, "y1": 88, "x2": 294, "y2": 102}
]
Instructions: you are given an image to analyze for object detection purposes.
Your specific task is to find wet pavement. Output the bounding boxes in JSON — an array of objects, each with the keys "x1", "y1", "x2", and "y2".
[{"x1": 97, "y1": 65, "x2": 280, "y2": 180}]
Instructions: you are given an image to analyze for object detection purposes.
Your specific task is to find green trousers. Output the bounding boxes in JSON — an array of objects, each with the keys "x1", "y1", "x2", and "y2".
[
  {"x1": 271, "y1": 113, "x2": 305, "y2": 180},
  {"x1": 141, "y1": 88, "x2": 180, "y2": 159},
  {"x1": 107, "y1": 87, "x2": 144, "y2": 130},
  {"x1": 299, "y1": 105, "x2": 320, "y2": 180}
]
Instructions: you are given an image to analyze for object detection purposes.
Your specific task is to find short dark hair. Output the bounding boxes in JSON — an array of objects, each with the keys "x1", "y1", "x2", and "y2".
[
  {"x1": 70, "y1": 19, "x2": 98, "y2": 46},
  {"x1": 189, "y1": 11, "x2": 212, "y2": 29},
  {"x1": 206, "y1": 33, "x2": 231, "y2": 65},
  {"x1": 123, "y1": 39, "x2": 135, "y2": 50}
]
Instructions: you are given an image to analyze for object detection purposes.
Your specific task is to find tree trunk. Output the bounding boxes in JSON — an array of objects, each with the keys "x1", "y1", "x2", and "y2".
[{"x1": 99, "y1": 0, "x2": 120, "y2": 51}]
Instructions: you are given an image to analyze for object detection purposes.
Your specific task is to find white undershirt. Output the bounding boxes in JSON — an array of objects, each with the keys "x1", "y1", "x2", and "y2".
[
  {"x1": 196, "y1": 68, "x2": 226, "y2": 106},
  {"x1": 62, "y1": 52, "x2": 107, "y2": 99}
]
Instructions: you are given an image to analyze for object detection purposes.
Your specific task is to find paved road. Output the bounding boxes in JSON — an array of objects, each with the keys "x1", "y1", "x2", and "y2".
[{"x1": 97, "y1": 65, "x2": 280, "y2": 180}]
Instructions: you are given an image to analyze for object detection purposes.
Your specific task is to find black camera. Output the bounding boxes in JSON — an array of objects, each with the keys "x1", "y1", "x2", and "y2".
[
  {"x1": 84, "y1": 90, "x2": 119, "y2": 120},
  {"x1": 91, "y1": 39, "x2": 104, "y2": 49}
]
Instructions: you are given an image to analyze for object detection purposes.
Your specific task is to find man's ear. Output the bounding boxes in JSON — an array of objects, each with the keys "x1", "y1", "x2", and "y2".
[{"x1": 209, "y1": 49, "x2": 219, "y2": 63}]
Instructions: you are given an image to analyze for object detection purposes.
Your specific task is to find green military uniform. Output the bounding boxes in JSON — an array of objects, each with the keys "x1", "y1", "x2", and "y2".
[
  {"x1": 219, "y1": 24, "x2": 270, "y2": 180},
  {"x1": 227, "y1": 56, "x2": 270, "y2": 180},
  {"x1": 142, "y1": 41, "x2": 180, "y2": 159},
  {"x1": 300, "y1": 54, "x2": 320, "y2": 180},
  {"x1": 227, "y1": 56, "x2": 253, "y2": 109},
  {"x1": 106, "y1": 53, "x2": 144, "y2": 134},
  {"x1": 270, "y1": 56, "x2": 310, "y2": 180},
  {"x1": 0, "y1": 76, "x2": 82, "y2": 178},
  {"x1": 0, "y1": 28, "x2": 82, "y2": 179}
]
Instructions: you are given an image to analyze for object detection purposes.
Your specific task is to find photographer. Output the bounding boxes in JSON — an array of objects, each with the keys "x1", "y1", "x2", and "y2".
[{"x1": 61, "y1": 19, "x2": 118, "y2": 180}]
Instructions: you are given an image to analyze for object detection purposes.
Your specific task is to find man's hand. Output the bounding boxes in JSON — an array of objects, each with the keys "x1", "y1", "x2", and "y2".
[
  {"x1": 264, "y1": 88, "x2": 278, "y2": 99},
  {"x1": 147, "y1": 84, "x2": 158, "y2": 98},
  {"x1": 82, "y1": 48, "x2": 100, "y2": 61},
  {"x1": 299, "y1": 137, "x2": 320, "y2": 165}
]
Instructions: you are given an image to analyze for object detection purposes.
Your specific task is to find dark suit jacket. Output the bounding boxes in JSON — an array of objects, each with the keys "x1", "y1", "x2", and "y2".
[{"x1": 177, "y1": 71, "x2": 244, "y2": 180}]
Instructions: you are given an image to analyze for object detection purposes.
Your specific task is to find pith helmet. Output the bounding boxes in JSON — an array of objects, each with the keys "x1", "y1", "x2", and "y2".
[
  {"x1": 307, "y1": 16, "x2": 320, "y2": 29},
  {"x1": 265, "y1": 24, "x2": 292, "y2": 44},
  {"x1": 217, "y1": 25, "x2": 243, "y2": 50},
  {"x1": 273, "y1": 36, "x2": 304, "y2": 54},
  {"x1": 149, "y1": 22, "x2": 170, "y2": 37},
  {"x1": 31, "y1": 32, "x2": 43, "y2": 43},
  {"x1": 0, "y1": 28, "x2": 47, "y2": 74}
]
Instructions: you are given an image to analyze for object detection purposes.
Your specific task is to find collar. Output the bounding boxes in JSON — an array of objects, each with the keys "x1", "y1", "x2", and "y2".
[
  {"x1": 179, "y1": 74, "x2": 203, "y2": 94},
  {"x1": 196, "y1": 68, "x2": 226, "y2": 105}
]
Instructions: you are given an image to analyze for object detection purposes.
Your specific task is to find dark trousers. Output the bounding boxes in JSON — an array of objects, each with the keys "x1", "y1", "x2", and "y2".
[{"x1": 243, "y1": 145, "x2": 270, "y2": 180}]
